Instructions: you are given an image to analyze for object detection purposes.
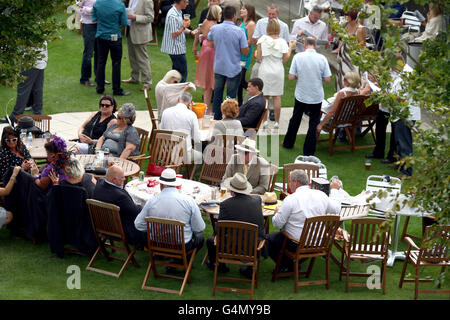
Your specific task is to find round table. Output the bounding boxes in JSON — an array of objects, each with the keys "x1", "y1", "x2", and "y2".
[
  {"x1": 75, "y1": 154, "x2": 140, "y2": 178},
  {"x1": 125, "y1": 176, "x2": 212, "y2": 207},
  {"x1": 28, "y1": 138, "x2": 77, "y2": 159}
]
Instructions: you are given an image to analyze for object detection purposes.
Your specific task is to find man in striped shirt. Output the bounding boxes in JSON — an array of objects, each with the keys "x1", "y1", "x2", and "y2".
[{"x1": 161, "y1": 0, "x2": 197, "y2": 82}]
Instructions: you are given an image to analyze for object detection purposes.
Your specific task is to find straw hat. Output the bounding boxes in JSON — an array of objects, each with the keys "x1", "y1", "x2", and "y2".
[
  {"x1": 223, "y1": 173, "x2": 252, "y2": 195},
  {"x1": 262, "y1": 192, "x2": 278, "y2": 205},
  {"x1": 235, "y1": 138, "x2": 259, "y2": 153},
  {"x1": 158, "y1": 168, "x2": 182, "y2": 187}
]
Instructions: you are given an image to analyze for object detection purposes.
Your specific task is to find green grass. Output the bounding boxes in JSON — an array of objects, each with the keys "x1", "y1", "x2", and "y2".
[{"x1": 0, "y1": 3, "x2": 447, "y2": 300}]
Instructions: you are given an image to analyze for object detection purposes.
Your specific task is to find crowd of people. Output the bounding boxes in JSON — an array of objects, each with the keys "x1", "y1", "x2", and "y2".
[{"x1": 0, "y1": 0, "x2": 441, "y2": 288}]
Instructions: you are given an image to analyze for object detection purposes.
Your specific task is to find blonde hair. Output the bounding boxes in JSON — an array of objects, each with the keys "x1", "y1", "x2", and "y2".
[
  {"x1": 221, "y1": 99, "x2": 239, "y2": 119},
  {"x1": 344, "y1": 71, "x2": 360, "y2": 88},
  {"x1": 429, "y1": 3, "x2": 443, "y2": 17},
  {"x1": 266, "y1": 19, "x2": 280, "y2": 36},
  {"x1": 163, "y1": 70, "x2": 182, "y2": 83},
  {"x1": 206, "y1": 5, "x2": 222, "y2": 21}
]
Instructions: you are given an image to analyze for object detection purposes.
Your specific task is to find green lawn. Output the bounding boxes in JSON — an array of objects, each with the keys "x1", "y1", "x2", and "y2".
[{"x1": 0, "y1": 3, "x2": 447, "y2": 301}]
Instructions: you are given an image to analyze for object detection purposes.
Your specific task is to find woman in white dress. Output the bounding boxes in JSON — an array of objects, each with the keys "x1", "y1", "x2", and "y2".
[{"x1": 257, "y1": 19, "x2": 296, "y2": 128}]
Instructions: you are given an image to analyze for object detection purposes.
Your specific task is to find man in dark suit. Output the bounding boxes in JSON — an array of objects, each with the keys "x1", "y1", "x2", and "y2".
[
  {"x1": 93, "y1": 165, "x2": 146, "y2": 246},
  {"x1": 206, "y1": 173, "x2": 266, "y2": 278},
  {"x1": 236, "y1": 78, "x2": 266, "y2": 129}
]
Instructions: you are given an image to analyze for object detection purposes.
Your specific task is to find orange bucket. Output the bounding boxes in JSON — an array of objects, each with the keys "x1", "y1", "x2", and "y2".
[{"x1": 191, "y1": 102, "x2": 206, "y2": 119}]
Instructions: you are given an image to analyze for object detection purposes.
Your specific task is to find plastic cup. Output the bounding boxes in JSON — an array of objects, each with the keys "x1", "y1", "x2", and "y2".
[
  {"x1": 365, "y1": 160, "x2": 372, "y2": 171},
  {"x1": 183, "y1": 14, "x2": 190, "y2": 22}
]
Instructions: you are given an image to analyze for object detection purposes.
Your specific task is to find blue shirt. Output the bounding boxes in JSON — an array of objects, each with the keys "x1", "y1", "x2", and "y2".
[
  {"x1": 208, "y1": 20, "x2": 248, "y2": 78},
  {"x1": 134, "y1": 187, "x2": 206, "y2": 243},
  {"x1": 92, "y1": 0, "x2": 127, "y2": 40},
  {"x1": 289, "y1": 49, "x2": 331, "y2": 104}
]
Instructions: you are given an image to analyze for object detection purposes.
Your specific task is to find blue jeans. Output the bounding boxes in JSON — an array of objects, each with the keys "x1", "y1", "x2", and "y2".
[
  {"x1": 80, "y1": 23, "x2": 97, "y2": 83},
  {"x1": 169, "y1": 54, "x2": 187, "y2": 83},
  {"x1": 212, "y1": 72, "x2": 241, "y2": 120}
]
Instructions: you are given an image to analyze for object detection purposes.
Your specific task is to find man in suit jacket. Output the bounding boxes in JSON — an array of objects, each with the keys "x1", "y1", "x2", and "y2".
[
  {"x1": 222, "y1": 138, "x2": 270, "y2": 195},
  {"x1": 236, "y1": 78, "x2": 266, "y2": 129},
  {"x1": 122, "y1": 0, "x2": 154, "y2": 91},
  {"x1": 93, "y1": 165, "x2": 146, "y2": 246},
  {"x1": 206, "y1": 173, "x2": 266, "y2": 277}
]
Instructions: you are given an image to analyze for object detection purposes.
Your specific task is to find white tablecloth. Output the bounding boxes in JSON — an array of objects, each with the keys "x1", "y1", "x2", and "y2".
[
  {"x1": 339, "y1": 190, "x2": 432, "y2": 217},
  {"x1": 125, "y1": 177, "x2": 212, "y2": 207}
]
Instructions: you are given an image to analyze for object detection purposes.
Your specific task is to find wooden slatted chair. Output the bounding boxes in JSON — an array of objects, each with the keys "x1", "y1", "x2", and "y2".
[
  {"x1": 280, "y1": 163, "x2": 320, "y2": 200},
  {"x1": 214, "y1": 134, "x2": 246, "y2": 149},
  {"x1": 198, "y1": 145, "x2": 234, "y2": 186},
  {"x1": 329, "y1": 204, "x2": 370, "y2": 269},
  {"x1": 340, "y1": 218, "x2": 390, "y2": 294},
  {"x1": 85, "y1": 199, "x2": 140, "y2": 278},
  {"x1": 144, "y1": 88, "x2": 160, "y2": 149},
  {"x1": 271, "y1": 215, "x2": 341, "y2": 293},
  {"x1": 243, "y1": 105, "x2": 268, "y2": 139},
  {"x1": 212, "y1": 221, "x2": 266, "y2": 300},
  {"x1": 147, "y1": 132, "x2": 186, "y2": 174},
  {"x1": 147, "y1": 0, "x2": 160, "y2": 46},
  {"x1": 354, "y1": 102, "x2": 379, "y2": 144},
  {"x1": 16, "y1": 114, "x2": 52, "y2": 132},
  {"x1": 399, "y1": 225, "x2": 449, "y2": 300},
  {"x1": 128, "y1": 127, "x2": 150, "y2": 169},
  {"x1": 318, "y1": 95, "x2": 367, "y2": 156},
  {"x1": 142, "y1": 217, "x2": 197, "y2": 295},
  {"x1": 267, "y1": 163, "x2": 279, "y2": 193}
]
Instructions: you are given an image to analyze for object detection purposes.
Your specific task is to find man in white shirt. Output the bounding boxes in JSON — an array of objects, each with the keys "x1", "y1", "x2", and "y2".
[
  {"x1": 267, "y1": 169, "x2": 341, "y2": 272},
  {"x1": 160, "y1": 91, "x2": 202, "y2": 164},
  {"x1": 290, "y1": 6, "x2": 329, "y2": 53}
]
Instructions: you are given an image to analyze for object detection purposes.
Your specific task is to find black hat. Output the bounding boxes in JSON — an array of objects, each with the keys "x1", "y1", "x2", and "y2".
[{"x1": 16, "y1": 117, "x2": 41, "y2": 134}]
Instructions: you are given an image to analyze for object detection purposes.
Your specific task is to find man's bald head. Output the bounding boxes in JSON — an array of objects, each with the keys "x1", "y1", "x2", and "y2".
[{"x1": 106, "y1": 165, "x2": 126, "y2": 186}]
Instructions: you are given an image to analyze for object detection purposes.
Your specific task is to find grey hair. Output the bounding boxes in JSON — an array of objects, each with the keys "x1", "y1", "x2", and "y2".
[
  {"x1": 311, "y1": 5, "x2": 323, "y2": 14},
  {"x1": 64, "y1": 156, "x2": 84, "y2": 179},
  {"x1": 180, "y1": 91, "x2": 193, "y2": 104},
  {"x1": 290, "y1": 169, "x2": 309, "y2": 186}
]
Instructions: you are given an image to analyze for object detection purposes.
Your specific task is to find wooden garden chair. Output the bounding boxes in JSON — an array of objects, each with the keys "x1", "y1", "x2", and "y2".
[
  {"x1": 16, "y1": 114, "x2": 52, "y2": 132},
  {"x1": 354, "y1": 102, "x2": 379, "y2": 144},
  {"x1": 128, "y1": 126, "x2": 150, "y2": 169},
  {"x1": 142, "y1": 217, "x2": 197, "y2": 295},
  {"x1": 147, "y1": 0, "x2": 160, "y2": 46},
  {"x1": 144, "y1": 88, "x2": 160, "y2": 149},
  {"x1": 318, "y1": 95, "x2": 367, "y2": 156},
  {"x1": 271, "y1": 215, "x2": 341, "y2": 293},
  {"x1": 214, "y1": 134, "x2": 246, "y2": 149},
  {"x1": 147, "y1": 132, "x2": 186, "y2": 175},
  {"x1": 212, "y1": 221, "x2": 266, "y2": 300},
  {"x1": 399, "y1": 225, "x2": 449, "y2": 300},
  {"x1": 340, "y1": 218, "x2": 390, "y2": 294},
  {"x1": 267, "y1": 163, "x2": 279, "y2": 193},
  {"x1": 85, "y1": 199, "x2": 140, "y2": 278},
  {"x1": 198, "y1": 145, "x2": 234, "y2": 186},
  {"x1": 280, "y1": 163, "x2": 319, "y2": 200},
  {"x1": 243, "y1": 100, "x2": 268, "y2": 138}
]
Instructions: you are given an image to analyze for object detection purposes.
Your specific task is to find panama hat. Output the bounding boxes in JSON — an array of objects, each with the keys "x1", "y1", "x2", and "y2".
[
  {"x1": 235, "y1": 138, "x2": 259, "y2": 153},
  {"x1": 158, "y1": 168, "x2": 182, "y2": 187},
  {"x1": 223, "y1": 172, "x2": 253, "y2": 195},
  {"x1": 262, "y1": 192, "x2": 278, "y2": 205}
]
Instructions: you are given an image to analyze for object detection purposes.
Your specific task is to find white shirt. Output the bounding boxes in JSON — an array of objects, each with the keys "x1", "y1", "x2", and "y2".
[
  {"x1": 391, "y1": 64, "x2": 421, "y2": 122},
  {"x1": 253, "y1": 17, "x2": 290, "y2": 43},
  {"x1": 160, "y1": 103, "x2": 201, "y2": 152},
  {"x1": 272, "y1": 186, "x2": 341, "y2": 240},
  {"x1": 290, "y1": 16, "x2": 328, "y2": 52},
  {"x1": 34, "y1": 41, "x2": 48, "y2": 70}
]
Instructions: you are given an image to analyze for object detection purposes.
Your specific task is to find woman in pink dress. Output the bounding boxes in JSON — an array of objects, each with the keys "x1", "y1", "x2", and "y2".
[{"x1": 193, "y1": 5, "x2": 222, "y2": 112}]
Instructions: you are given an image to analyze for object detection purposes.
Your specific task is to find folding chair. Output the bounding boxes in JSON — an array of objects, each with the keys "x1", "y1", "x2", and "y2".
[
  {"x1": 399, "y1": 225, "x2": 450, "y2": 299},
  {"x1": 85, "y1": 199, "x2": 140, "y2": 278},
  {"x1": 212, "y1": 221, "x2": 265, "y2": 300},
  {"x1": 142, "y1": 217, "x2": 197, "y2": 295},
  {"x1": 272, "y1": 216, "x2": 341, "y2": 293},
  {"x1": 16, "y1": 114, "x2": 52, "y2": 132},
  {"x1": 365, "y1": 175, "x2": 401, "y2": 218},
  {"x1": 340, "y1": 218, "x2": 390, "y2": 294},
  {"x1": 280, "y1": 162, "x2": 320, "y2": 200}
]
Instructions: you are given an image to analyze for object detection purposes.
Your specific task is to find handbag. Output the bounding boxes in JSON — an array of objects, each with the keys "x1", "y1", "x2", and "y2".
[{"x1": 146, "y1": 162, "x2": 166, "y2": 176}]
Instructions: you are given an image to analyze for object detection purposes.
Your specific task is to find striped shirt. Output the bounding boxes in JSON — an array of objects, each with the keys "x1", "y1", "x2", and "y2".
[{"x1": 161, "y1": 6, "x2": 186, "y2": 55}]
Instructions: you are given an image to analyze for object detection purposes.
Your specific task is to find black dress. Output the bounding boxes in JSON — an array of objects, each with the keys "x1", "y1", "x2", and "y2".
[
  {"x1": 0, "y1": 146, "x2": 31, "y2": 180},
  {"x1": 60, "y1": 173, "x2": 96, "y2": 198},
  {"x1": 82, "y1": 111, "x2": 116, "y2": 140}
]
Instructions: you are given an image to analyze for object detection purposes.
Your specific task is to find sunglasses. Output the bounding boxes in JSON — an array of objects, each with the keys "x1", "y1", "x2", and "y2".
[
  {"x1": 100, "y1": 103, "x2": 112, "y2": 108},
  {"x1": 5, "y1": 138, "x2": 18, "y2": 143}
]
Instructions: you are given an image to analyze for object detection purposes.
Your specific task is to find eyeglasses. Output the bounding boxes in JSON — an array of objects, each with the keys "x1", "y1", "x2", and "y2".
[
  {"x1": 5, "y1": 138, "x2": 18, "y2": 143},
  {"x1": 100, "y1": 103, "x2": 112, "y2": 108}
]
